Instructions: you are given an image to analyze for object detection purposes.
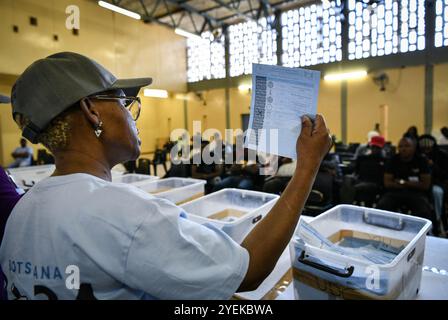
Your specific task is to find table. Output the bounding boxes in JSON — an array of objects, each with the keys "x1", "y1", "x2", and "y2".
[{"x1": 235, "y1": 216, "x2": 448, "y2": 300}]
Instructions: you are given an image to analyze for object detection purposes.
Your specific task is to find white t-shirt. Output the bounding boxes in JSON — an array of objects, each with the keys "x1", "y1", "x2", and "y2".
[
  {"x1": 438, "y1": 135, "x2": 448, "y2": 146},
  {"x1": 12, "y1": 146, "x2": 33, "y2": 166},
  {"x1": 0, "y1": 173, "x2": 249, "y2": 300}
]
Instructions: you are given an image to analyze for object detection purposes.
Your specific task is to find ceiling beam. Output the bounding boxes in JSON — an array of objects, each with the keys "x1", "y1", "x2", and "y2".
[
  {"x1": 217, "y1": 0, "x2": 304, "y2": 22},
  {"x1": 164, "y1": 0, "x2": 224, "y2": 27},
  {"x1": 211, "y1": 0, "x2": 255, "y2": 22},
  {"x1": 153, "y1": 0, "x2": 192, "y2": 19}
]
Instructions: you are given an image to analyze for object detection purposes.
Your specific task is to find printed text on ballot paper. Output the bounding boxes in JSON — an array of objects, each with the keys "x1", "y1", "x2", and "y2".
[{"x1": 245, "y1": 63, "x2": 320, "y2": 160}]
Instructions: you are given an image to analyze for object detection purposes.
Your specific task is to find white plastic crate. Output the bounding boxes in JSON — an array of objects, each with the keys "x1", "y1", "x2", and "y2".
[
  {"x1": 290, "y1": 205, "x2": 432, "y2": 300},
  {"x1": 7, "y1": 165, "x2": 55, "y2": 188},
  {"x1": 112, "y1": 173, "x2": 159, "y2": 186},
  {"x1": 180, "y1": 188, "x2": 279, "y2": 243},
  {"x1": 137, "y1": 178, "x2": 206, "y2": 205}
]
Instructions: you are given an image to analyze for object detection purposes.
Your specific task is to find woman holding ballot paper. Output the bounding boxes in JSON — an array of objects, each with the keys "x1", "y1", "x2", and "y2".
[{"x1": 0, "y1": 52, "x2": 332, "y2": 300}]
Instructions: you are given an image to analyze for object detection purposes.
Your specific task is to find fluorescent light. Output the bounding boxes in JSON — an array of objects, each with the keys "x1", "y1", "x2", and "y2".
[
  {"x1": 175, "y1": 28, "x2": 202, "y2": 40},
  {"x1": 238, "y1": 84, "x2": 252, "y2": 92},
  {"x1": 144, "y1": 89, "x2": 169, "y2": 99},
  {"x1": 174, "y1": 93, "x2": 191, "y2": 101},
  {"x1": 324, "y1": 70, "x2": 368, "y2": 81},
  {"x1": 98, "y1": 1, "x2": 141, "y2": 20}
]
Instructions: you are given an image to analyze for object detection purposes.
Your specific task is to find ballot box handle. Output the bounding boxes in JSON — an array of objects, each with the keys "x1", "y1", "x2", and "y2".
[
  {"x1": 363, "y1": 212, "x2": 404, "y2": 231},
  {"x1": 252, "y1": 215, "x2": 262, "y2": 224},
  {"x1": 298, "y1": 251, "x2": 354, "y2": 278}
]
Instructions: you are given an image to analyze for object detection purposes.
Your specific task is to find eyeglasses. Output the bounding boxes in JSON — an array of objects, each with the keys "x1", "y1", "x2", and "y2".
[{"x1": 90, "y1": 95, "x2": 141, "y2": 121}]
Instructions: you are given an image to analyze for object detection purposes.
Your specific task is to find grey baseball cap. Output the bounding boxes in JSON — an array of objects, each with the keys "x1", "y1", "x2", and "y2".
[
  {"x1": 0, "y1": 94, "x2": 10, "y2": 104},
  {"x1": 12, "y1": 52, "x2": 152, "y2": 143}
]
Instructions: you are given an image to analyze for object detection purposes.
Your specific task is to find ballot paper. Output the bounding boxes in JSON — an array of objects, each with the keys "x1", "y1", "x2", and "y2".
[
  {"x1": 244, "y1": 64, "x2": 320, "y2": 159},
  {"x1": 296, "y1": 219, "x2": 401, "y2": 265}
]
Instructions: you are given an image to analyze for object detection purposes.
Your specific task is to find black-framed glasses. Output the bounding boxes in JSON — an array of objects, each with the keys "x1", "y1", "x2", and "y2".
[{"x1": 90, "y1": 95, "x2": 141, "y2": 121}]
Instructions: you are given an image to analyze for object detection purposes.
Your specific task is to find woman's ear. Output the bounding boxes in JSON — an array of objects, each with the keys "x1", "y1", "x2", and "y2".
[{"x1": 79, "y1": 98, "x2": 101, "y2": 127}]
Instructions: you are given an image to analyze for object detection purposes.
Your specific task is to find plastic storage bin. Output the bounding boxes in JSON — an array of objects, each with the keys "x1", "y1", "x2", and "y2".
[
  {"x1": 289, "y1": 205, "x2": 432, "y2": 300},
  {"x1": 8, "y1": 165, "x2": 55, "y2": 189},
  {"x1": 112, "y1": 173, "x2": 159, "y2": 186},
  {"x1": 137, "y1": 178, "x2": 206, "y2": 205},
  {"x1": 180, "y1": 188, "x2": 279, "y2": 243}
]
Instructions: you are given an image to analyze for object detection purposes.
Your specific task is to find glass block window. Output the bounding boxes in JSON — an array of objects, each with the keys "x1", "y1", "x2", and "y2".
[
  {"x1": 348, "y1": 0, "x2": 425, "y2": 60},
  {"x1": 229, "y1": 17, "x2": 277, "y2": 77},
  {"x1": 281, "y1": 1, "x2": 342, "y2": 67},
  {"x1": 435, "y1": 0, "x2": 448, "y2": 47},
  {"x1": 348, "y1": 0, "x2": 398, "y2": 59},
  {"x1": 187, "y1": 30, "x2": 225, "y2": 82},
  {"x1": 400, "y1": 0, "x2": 426, "y2": 53}
]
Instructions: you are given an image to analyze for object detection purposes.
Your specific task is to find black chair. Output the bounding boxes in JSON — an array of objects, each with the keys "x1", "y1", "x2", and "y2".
[
  {"x1": 136, "y1": 158, "x2": 151, "y2": 175},
  {"x1": 165, "y1": 162, "x2": 191, "y2": 178},
  {"x1": 152, "y1": 149, "x2": 168, "y2": 176},
  {"x1": 303, "y1": 171, "x2": 334, "y2": 217},
  {"x1": 262, "y1": 176, "x2": 291, "y2": 195},
  {"x1": 337, "y1": 152, "x2": 356, "y2": 175},
  {"x1": 123, "y1": 160, "x2": 137, "y2": 173},
  {"x1": 335, "y1": 142, "x2": 348, "y2": 153},
  {"x1": 347, "y1": 143, "x2": 360, "y2": 154}
]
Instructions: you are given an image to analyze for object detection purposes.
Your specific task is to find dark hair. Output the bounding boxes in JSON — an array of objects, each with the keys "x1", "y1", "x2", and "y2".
[{"x1": 406, "y1": 126, "x2": 418, "y2": 137}]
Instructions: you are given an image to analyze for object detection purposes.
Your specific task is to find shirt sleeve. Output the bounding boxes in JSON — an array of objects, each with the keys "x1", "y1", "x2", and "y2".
[{"x1": 123, "y1": 198, "x2": 249, "y2": 300}]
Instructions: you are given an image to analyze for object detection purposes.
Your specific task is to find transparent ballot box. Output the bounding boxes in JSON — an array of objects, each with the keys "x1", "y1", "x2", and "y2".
[
  {"x1": 180, "y1": 189, "x2": 279, "y2": 243},
  {"x1": 137, "y1": 178, "x2": 206, "y2": 205},
  {"x1": 7, "y1": 164, "x2": 55, "y2": 188},
  {"x1": 290, "y1": 205, "x2": 432, "y2": 300},
  {"x1": 111, "y1": 173, "x2": 159, "y2": 186}
]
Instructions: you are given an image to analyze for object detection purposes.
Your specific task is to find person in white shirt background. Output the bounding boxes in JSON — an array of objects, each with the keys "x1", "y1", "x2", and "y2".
[
  {"x1": 8, "y1": 138, "x2": 33, "y2": 168},
  {"x1": 0, "y1": 52, "x2": 332, "y2": 300},
  {"x1": 438, "y1": 127, "x2": 448, "y2": 146}
]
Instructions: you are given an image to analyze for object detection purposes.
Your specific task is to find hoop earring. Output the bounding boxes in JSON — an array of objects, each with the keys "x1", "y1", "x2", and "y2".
[{"x1": 94, "y1": 121, "x2": 103, "y2": 138}]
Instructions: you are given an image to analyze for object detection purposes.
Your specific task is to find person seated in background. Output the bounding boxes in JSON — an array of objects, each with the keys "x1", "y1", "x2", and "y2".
[
  {"x1": 319, "y1": 152, "x2": 343, "y2": 204},
  {"x1": 0, "y1": 52, "x2": 332, "y2": 300},
  {"x1": 367, "y1": 123, "x2": 381, "y2": 139},
  {"x1": 262, "y1": 157, "x2": 296, "y2": 195},
  {"x1": 404, "y1": 125, "x2": 419, "y2": 141},
  {"x1": 8, "y1": 138, "x2": 33, "y2": 168},
  {"x1": 438, "y1": 127, "x2": 448, "y2": 146},
  {"x1": 377, "y1": 137, "x2": 438, "y2": 234},
  {"x1": 418, "y1": 134, "x2": 448, "y2": 228},
  {"x1": 212, "y1": 148, "x2": 260, "y2": 192},
  {"x1": 357, "y1": 135, "x2": 387, "y2": 159},
  {"x1": 354, "y1": 130, "x2": 381, "y2": 159},
  {"x1": 191, "y1": 140, "x2": 223, "y2": 193},
  {"x1": 353, "y1": 136, "x2": 386, "y2": 207}
]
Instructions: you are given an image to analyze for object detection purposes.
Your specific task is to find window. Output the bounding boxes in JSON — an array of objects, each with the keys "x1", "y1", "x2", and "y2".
[
  {"x1": 348, "y1": 0, "x2": 398, "y2": 59},
  {"x1": 229, "y1": 17, "x2": 277, "y2": 77},
  {"x1": 281, "y1": 1, "x2": 342, "y2": 67},
  {"x1": 187, "y1": 30, "x2": 225, "y2": 82},
  {"x1": 435, "y1": 0, "x2": 448, "y2": 47},
  {"x1": 400, "y1": 0, "x2": 426, "y2": 53},
  {"x1": 348, "y1": 0, "x2": 425, "y2": 60}
]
